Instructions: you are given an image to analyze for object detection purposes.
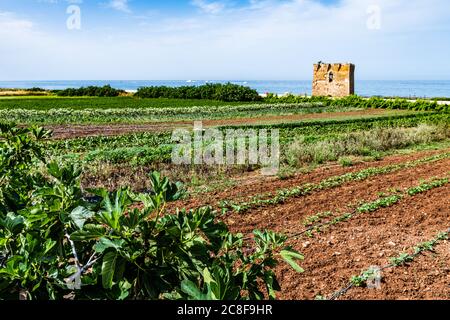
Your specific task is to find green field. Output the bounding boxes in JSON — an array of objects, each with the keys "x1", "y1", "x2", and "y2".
[
  {"x1": 0, "y1": 96, "x2": 256, "y2": 110},
  {"x1": 1, "y1": 94, "x2": 449, "y2": 301}
]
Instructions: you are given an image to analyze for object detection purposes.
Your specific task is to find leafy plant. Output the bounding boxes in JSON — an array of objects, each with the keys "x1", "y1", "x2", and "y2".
[
  {"x1": 406, "y1": 178, "x2": 448, "y2": 196},
  {"x1": 356, "y1": 195, "x2": 402, "y2": 214}
]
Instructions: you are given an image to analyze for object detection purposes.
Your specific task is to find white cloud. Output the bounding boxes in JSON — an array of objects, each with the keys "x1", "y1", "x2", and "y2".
[
  {"x1": 0, "y1": 11, "x2": 34, "y2": 34},
  {"x1": 191, "y1": 0, "x2": 226, "y2": 15},
  {"x1": 107, "y1": 0, "x2": 131, "y2": 13}
]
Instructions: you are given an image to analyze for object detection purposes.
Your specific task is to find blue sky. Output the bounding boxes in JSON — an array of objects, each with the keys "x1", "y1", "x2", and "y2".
[{"x1": 0, "y1": 0, "x2": 449, "y2": 80}]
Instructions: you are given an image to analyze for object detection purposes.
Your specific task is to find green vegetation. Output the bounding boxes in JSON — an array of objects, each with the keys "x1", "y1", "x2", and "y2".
[
  {"x1": 345, "y1": 230, "x2": 449, "y2": 292},
  {"x1": 1, "y1": 91, "x2": 448, "y2": 126},
  {"x1": 224, "y1": 112, "x2": 448, "y2": 133},
  {"x1": 350, "y1": 268, "x2": 380, "y2": 287},
  {"x1": 285, "y1": 123, "x2": 449, "y2": 167},
  {"x1": 406, "y1": 177, "x2": 449, "y2": 195},
  {"x1": 42, "y1": 115, "x2": 448, "y2": 166},
  {"x1": 302, "y1": 211, "x2": 333, "y2": 227},
  {"x1": 265, "y1": 94, "x2": 449, "y2": 112},
  {"x1": 298, "y1": 176, "x2": 448, "y2": 239},
  {"x1": 0, "y1": 124, "x2": 303, "y2": 300},
  {"x1": 0, "y1": 96, "x2": 253, "y2": 111},
  {"x1": 0, "y1": 90, "x2": 448, "y2": 301},
  {"x1": 56, "y1": 85, "x2": 125, "y2": 97},
  {"x1": 356, "y1": 195, "x2": 402, "y2": 214},
  {"x1": 0, "y1": 102, "x2": 345, "y2": 124},
  {"x1": 135, "y1": 83, "x2": 262, "y2": 102}
]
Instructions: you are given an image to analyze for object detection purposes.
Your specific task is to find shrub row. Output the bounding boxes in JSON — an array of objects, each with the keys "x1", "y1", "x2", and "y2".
[
  {"x1": 135, "y1": 83, "x2": 262, "y2": 102},
  {"x1": 56, "y1": 85, "x2": 125, "y2": 97}
]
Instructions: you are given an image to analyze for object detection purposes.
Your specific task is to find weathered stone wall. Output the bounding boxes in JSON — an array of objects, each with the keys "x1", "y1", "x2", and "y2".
[{"x1": 312, "y1": 63, "x2": 355, "y2": 97}]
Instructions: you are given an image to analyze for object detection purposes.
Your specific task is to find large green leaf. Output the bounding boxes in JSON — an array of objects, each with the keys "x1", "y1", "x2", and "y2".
[
  {"x1": 102, "y1": 251, "x2": 119, "y2": 289},
  {"x1": 181, "y1": 280, "x2": 206, "y2": 300},
  {"x1": 70, "y1": 224, "x2": 106, "y2": 241},
  {"x1": 70, "y1": 206, "x2": 94, "y2": 230},
  {"x1": 0, "y1": 213, "x2": 25, "y2": 235},
  {"x1": 94, "y1": 237, "x2": 124, "y2": 254}
]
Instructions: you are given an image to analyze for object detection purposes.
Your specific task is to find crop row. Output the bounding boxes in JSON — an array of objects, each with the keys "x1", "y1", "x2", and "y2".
[
  {"x1": 1, "y1": 103, "x2": 342, "y2": 124},
  {"x1": 295, "y1": 177, "x2": 449, "y2": 238},
  {"x1": 219, "y1": 152, "x2": 450, "y2": 214},
  {"x1": 265, "y1": 95, "x2": 450, "y2": 112},
  {"x1": 220, "y1": 112, "x2": 448, "y2": 132},
  {"x1": 328, "y1": 229, "x2": 450, "y2": 300}
]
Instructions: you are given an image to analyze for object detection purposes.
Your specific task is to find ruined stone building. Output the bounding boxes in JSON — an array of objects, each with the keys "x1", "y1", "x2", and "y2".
[{"x1": 312, "y1": 62, "x2": 355, "y2": 97}]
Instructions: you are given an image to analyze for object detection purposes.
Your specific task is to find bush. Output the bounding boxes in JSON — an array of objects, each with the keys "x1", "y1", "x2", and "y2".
[
  {"x1": 56, "y1": 85, "x2": 125, "y2": 97},
  {"x1": 135, "y1": 83, "x2": 262, "y2": 102},
  {"x1": 28, "y1": 87, "x2": 47, "y2": 92}
]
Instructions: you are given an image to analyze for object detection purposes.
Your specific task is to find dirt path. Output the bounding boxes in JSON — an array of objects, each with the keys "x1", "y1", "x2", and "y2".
[{"x1": 47, "y1": 109, "x2": 403, "y2": 139}]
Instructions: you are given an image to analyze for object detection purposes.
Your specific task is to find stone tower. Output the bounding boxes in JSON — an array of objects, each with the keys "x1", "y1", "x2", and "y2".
[{"x1": 312, "y1": 62, "x2": 355, "y2": 97}]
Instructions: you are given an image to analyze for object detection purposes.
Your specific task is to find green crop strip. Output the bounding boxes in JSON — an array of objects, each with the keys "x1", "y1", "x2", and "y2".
[
  {"x1": 406, "y1": 178, "x2": 450, "y2": 195},
  {"x1": 328, "y1": 229, "x2": 450, "y2": 300},
  {"x1": 219, "y1": 112, "x2": 447, "y2": 132},
  {"x1": 0, "y1": 97, "x2": 254, "y2": 110},
  {"x1": 264, "y1": 95, "x2": 450, "y2": 113},
  {"x1": 1, "y1": 103, "x2": 350, "y2": 125},
  {"x1": 293, "y1": 177, "x2": 448, "y2": 239},
  {"x1": 220, "y1": 153, "x2": 450, "y2": 214},
  {"x1": 356, "y1": 195, "x2": 402, "y2": 214}
]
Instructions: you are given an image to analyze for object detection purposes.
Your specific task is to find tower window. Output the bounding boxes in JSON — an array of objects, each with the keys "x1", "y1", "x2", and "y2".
[{"x1": 328, "y1": 72, "x2": 334, "y2": 82}]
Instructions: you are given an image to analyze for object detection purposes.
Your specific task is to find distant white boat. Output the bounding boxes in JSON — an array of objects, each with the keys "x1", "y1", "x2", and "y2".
[{"x1": 186, "y1": 80, "x2": 196, "y2": 83}]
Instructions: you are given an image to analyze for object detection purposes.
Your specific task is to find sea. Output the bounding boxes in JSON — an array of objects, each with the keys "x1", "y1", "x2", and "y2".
[{"x1": 1, "y1": 80, "x2": 450, "y2": 98}]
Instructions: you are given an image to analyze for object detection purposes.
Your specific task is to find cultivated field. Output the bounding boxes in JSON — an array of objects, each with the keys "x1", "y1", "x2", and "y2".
[{"x1": 1, "y1": 93, "x2": 449, "y2": 300}]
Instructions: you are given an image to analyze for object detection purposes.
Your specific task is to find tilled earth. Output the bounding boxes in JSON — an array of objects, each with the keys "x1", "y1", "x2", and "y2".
[{"x1": 167, "y1": 148, "x2": 450, "y2": 300}]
